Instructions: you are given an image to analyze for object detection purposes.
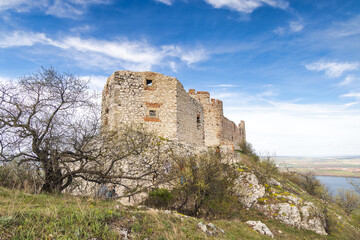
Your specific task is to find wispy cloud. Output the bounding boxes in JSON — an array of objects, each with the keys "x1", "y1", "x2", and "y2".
[
  {"x1": 0, "y1": 76, "x2": 11, "y2": 84},
  {"x1": 274, "y1": 20, "x2": 304, "y2": 35},
  {"x1": 305, "y1": 60, "x2": 359, "y2": 78},
  {"x1": 339, "y1": 75, "x2": 359, "y2": 86},
  {"x1": 341, "y1": 92, "x2": 360, "y2": 99},
  {"x1": 326, "y1": 15, "x2": 360, "y2": 38},
  {"x1": 0, "y1": 31, "x2": 49, "y2": 47},
  {"x1": 80, "y1": 75, "x2": 108, "y2": 90},
  {"x1": 0, "y1": 31, "x2": 208, "y2": 71},
  {"x1": 289, "y1": 21, "x2": 304, "y2": 32},
  {"x1": 257, "y1": 89, "x2": 278, "y2": 97},
  {"x1": 154, "y1": 0, "x2": 173, "y2": 5},
  {"x1": 225, "y1": 99, "x2": 360, "y2": 156},
  {"x1": 204, "y1": 0, "x2": 288, "y2": 13},
  {"x1": 0, "y1": 0, "x2": 110, "y2": 18},
  {"x1": 208, "y1": 84, "x2": 237, "y2": 88}
]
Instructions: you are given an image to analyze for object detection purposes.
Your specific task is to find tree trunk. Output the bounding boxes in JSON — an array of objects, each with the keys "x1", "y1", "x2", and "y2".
[{"x1": 40, "y1": 158, "x2": 64, "y2": 193}]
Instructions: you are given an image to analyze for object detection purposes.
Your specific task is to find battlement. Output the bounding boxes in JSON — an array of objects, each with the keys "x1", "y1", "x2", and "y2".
[{"x1": 102, "y1": 71, "x2": 245, "y2": 151}]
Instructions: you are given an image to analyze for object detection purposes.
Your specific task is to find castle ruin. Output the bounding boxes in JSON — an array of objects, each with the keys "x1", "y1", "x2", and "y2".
[{"x1": 102, "y1": 71, "x2": 246, "y2": 151}]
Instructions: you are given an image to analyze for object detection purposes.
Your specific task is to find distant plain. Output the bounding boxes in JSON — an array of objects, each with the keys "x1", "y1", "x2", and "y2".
[{"x1": 275, "y1": 156, "x2": 360, "y2": 177}]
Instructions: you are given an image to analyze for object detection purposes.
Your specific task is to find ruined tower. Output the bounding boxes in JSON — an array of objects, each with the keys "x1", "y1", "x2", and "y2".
[{"x1": 102, "y1": 71, "x2": 245, "y2": 151}]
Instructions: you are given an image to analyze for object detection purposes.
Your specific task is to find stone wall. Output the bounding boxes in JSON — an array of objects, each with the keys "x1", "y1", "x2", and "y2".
[
  {"x1": 175, "y1": 82, "x2": 205, "y2": 145},
  {"x1": 188, "y1": 90, "x2": 223, "y2": 146},
  {"x1": 187, "y1": 89, "x2": 245, "y2": 150},
  {"x1": 222, "y1": 117, "x2": 245, "y2": 149}
]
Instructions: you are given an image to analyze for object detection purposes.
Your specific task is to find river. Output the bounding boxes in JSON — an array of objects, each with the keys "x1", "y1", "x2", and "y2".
[{"x1": 315, "y1": 176, "x2": 359, "y2": 195}]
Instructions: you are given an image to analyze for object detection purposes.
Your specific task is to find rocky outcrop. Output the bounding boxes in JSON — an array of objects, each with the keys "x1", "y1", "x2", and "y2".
[
  {"x1": 233, "y1": 172, "x2": 265, "y2": 208},
  {"x1": 256, "y1": 201, "x2": 327, "y2": 235},
  {"x1": 234, "y1": 171, "x2": 327, "y2": 235},
  {"x1": 299, "y1": 202, "x2": 327, "y2": 235},
  {"x1": 246, "y1": 221, "x2": 274, "y2": 238}
]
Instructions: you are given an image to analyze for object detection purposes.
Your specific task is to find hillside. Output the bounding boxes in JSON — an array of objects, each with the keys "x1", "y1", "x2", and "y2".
[{"x1": 1, "y1": 160, "x2": 359, "y2": 240}]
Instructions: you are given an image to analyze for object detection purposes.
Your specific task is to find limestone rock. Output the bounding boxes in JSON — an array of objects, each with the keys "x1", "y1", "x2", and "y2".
[
  {"x1": 256, "y1": 202, "x2": 327, "y2": 235},
  {"x1": 234, "y1": 172, "x2": 265, "y2": 208},
  {"x1": 197, "y1": 222, "x2": 225, "y2": 236},
  {"x1": 246, "y1": 220, "x2": 274, "y2": 238},
  {"x1": 267, "y1": 178, "x2": 282, "y2": 187},
  {"x1": 299, "y1": 202, "x2": 327, "y2": 235}
]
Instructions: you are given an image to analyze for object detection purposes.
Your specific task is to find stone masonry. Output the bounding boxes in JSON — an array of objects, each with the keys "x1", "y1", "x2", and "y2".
[{"x1": 102, "y1": 71, "x2": 245, "y2": 151}]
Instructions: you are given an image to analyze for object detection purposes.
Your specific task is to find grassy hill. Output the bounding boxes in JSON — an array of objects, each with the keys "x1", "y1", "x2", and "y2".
[{"x1": 0, "y1": 186, "x2": 359, "y2": 240}]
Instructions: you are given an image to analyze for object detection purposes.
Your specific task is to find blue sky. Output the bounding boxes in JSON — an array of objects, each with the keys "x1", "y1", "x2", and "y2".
[{"x1": 1, "y1": 0, "x2": 360, "y2": 156}]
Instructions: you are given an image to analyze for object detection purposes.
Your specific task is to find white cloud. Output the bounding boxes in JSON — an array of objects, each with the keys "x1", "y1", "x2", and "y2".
[
  {"x1": 0, "y1": 31, "x2": 208, "y2": 71},
  {"x1": 0, "y1": 0, "x2": 35, "y2": 12},
  {"x1": 224, "y1": 100, "x2": 360, "y2": 156},
  {"x1": 80, "y1": 75, "x2": 108, "y2": 90},
  {"x1": 0, "y1": 76, "x2": 11, "y2": 84},
  {"x1": 327, "y1": 15, "x2": 360, "y2": 38},
  {"x1": 257, "y1": 89, "x2": 278, "y2": 97},
  {"x1": 154, "y1": 0, "x2": 173, "y2": 5},
  {"x1": 273, "y1": 27, "x2": 285, "y2": 35},
  {"x1": 0, "y1": 0, "x2": 110, "y2": 18},
  {"x1": 0, "y1": 31, "x2": 50, "y2": 47},
  {"x1": 305, "y1": 60, "x2": 359, "y2": 78},
  {"x1": 274, "y1": 20, "x2": 304, "y2": 35},
  {"x1": 208, "y1": 84, "x2": 237, "y2": 87},
  {"x1": 204, "y1": 0, "x2": 288, "y2": 13},
  {"x1": 289, "y1": 21, "x2": 303, "y2": 32},
  {"x1": 179, "y1": 48, "x2": 208, "y2": 65},
  {"x1": 341, "y1": 92, "x2": 360, "y2": 99},
  {"x1": 339, "y1": 75, "x2": 359, "y2": 86}
]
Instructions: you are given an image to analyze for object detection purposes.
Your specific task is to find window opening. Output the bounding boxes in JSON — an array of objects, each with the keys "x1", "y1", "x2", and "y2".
[
  {"x1": 149, "y1": 110, "x2": 156, "y2": 117},
  {"x1": 196, "y1": 115, "x2": 201, "y2": 129},
  {"x1": 146, "y1": 79, "x2": 153, "y2": 86}
]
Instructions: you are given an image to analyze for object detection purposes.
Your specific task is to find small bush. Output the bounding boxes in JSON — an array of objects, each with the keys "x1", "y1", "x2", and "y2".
[
  {"x1": 334, "y1": 189, "x2": 360, "y2": 215},
  {"x1": 282, "y1": 170, "x2": 329, "y2": 199},
  {"x1": 169, "y1": 151, "x2": 239, "y2": 218},
  {"x1": 237, "y1": 141, "x2": 260, "y2": 162},
  {"x1": 146, "y1": 188, "x2": 173, "y2": 208},
  {"x1": 0, "y1": 163, "x2": 42, "y2": 192},
  {"x1": 253, "y1": 156, "x2": 279, "y2": 184}
]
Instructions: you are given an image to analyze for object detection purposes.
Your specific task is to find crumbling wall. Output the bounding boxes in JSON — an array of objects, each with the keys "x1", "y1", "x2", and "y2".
[
  {"x1": 175, "y1": 82, "x2": 205, "y2": 145},
  {"x1": 188, "y1": 89, "x2": 246, "y2": 151},
  {"x1": 102, "y1": 71, "x2": 145, "y2": 130},
  {"x1": 222, "y1": 117, "x2": 243, "y2": 150},
  {"x1": 188, "y1": 90, "x2": 223, "y2": 146}
]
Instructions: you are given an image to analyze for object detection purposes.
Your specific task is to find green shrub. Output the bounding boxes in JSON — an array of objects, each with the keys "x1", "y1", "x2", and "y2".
[
  {"x1": 146, "y1": 188, "x2": 173, "y2": 208},
  {"x1": 334, "y1": 189, "x2": 360, "y2": 215},
  {"x1": 169, "y1": 151, "x2": 239, "y2": 218},
  {"x1": 0, "y1": 163, "x2": 42, "y2": 192},
  {"x1": 282, "y1": 170, "x2": 329, "y2": 199},
  {"x1": 253, "y1": 156, "x2": 279, "y2": 184},
  {"x1": 237, "y1": 141, "x2": 259, "y2": 162}
]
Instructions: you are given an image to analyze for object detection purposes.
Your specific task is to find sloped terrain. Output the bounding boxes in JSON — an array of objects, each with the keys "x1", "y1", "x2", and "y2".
[{"x1": 0, "y1": 185, "x2": 359, "y2": 240}]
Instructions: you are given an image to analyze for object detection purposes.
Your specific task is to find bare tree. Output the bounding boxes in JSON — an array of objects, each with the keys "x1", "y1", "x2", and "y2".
[{"x1": 0, "y1": 67, "x2": 169, "y2": 193}]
